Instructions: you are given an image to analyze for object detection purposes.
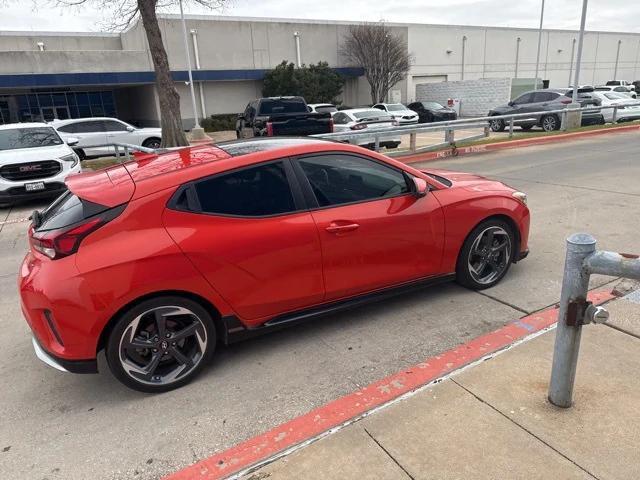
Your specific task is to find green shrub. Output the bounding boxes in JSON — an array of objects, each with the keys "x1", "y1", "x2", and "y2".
[
  {"x1": 262, "y1": 61, "x2": 345, "y2": 104},
  {"x1": 201, "y1": 114, "x2": 237, "y2": 132}
]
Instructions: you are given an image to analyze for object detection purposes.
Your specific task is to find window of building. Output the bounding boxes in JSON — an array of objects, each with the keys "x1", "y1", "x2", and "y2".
[
  {"x1": 193, "y1": 162, "x2": 296, "y2": 217},
  {"x1": 297, "y1": 155, "x2": 410, "y2": 208}
]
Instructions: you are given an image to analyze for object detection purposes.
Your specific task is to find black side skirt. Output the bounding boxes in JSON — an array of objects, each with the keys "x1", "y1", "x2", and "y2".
[{"x1": 221, "y1": 273, "x2": 456, "y2": 344}]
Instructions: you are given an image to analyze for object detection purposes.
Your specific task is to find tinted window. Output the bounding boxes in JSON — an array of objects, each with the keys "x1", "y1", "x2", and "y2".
[
  {"x1": 0, "y1": 127, "x2": 63, "y2": 151},
  {"x1": 353, "y1": 110, "x2": 392, "y2": 120},
  {"x1": 421, "y1": 102, "x2": 444, "y2": 109},
  {"x1": 513, "y1": 93, "x2": 534, "y2": 105},
  {"x1": 194, "y1": 162, "x2": 295, "y2": 216},
  {"x1": 315, "y1": 105, "x2": 338, "y2": 113},
  {"x1": 102, "y1": 120, "x2": 128, "y2": 131},
  {"x1": 614, "y1": 87, "x2": 627, "y2": 92},
  {"x1": 298, "y1": 155, "x2": 409, "y2": 207},
  {"x1": 258, "y1": 98, "x2": 307, "y2": 115},
  {"x1": 73, "y1": 121, "x2": 106, "y2": 133},
  {"x1": 533, "y1": 92, "x2": 559, "y2": 102},
  {"x1": 57, "y1": 123, "x2": 80, "y2": 134},
  {"x1": 37, "y1": 191, "x2": 108, "y2": 231}
]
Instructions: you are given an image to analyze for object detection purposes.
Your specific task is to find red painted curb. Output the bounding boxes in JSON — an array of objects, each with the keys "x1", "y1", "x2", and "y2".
[
  {"x1": 165, "y1": 289, "x2": 616, "y2": 480},
  {"x1": 397, "y1": 123, "x2": 640, "y2": 165}
]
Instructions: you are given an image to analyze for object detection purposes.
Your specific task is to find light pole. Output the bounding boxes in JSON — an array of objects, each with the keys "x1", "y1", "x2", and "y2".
[
  {"x1": 572, "y1": 0, "x2": 589, "y2": 105},
  {"x1": 613, "y1": 39, "x2": 622, "y2": 79},
  {"x1": 179, "y1": 0, "x2": 201, "y2": 132},
  {"x1": 568, "y1": 38, "x2": 576, "y2": 86},
  {"x1": 515, "y1": 37, "x2": 521, "y2": 78},
  {"x1": 534, "y1": 0, "x2": 545, "y2": 88},
  {"x1": 461, "y1": 35, "x2": 467, "y2": 80}
]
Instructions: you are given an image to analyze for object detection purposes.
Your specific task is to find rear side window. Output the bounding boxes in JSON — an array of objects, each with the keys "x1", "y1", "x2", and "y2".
[
  {"x1": 513, "y1": 93, "x2": 534, "y2": 104},
  {"x1": 36, "y1": 192, "x2": 108, "y2": 231},
  {"x1": 298, "y1": 155, "x2": 409, "y2": 208},
  {"x1": 193, "y1": 161, "x2": 296, "y2": 217},
  {"x1": 533, "y1": 92, "x2": 559, "y2": 102},
  {"x1": 258, "y1": 98, "x2": 307, "y2": 115}
]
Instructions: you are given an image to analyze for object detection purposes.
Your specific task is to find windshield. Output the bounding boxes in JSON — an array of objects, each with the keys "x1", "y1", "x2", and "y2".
[
  {"x1": 421, "y1": 102, "x2": 445, "y2": 109},
  {"x1": 594, "y1": 87, "x2": 611, "y2": 91},
  {"x1": 0, "y1": 127, "x2": 63, "y2": 151},
  {"x1": 353, "y1": 110, "x2": 393, "y2": 120},
  {"x1": 386, "y1": 104, "x2": 407, "y2": 112},
  {"x1": 315, "y1": 105, "x2": 338, "y2": 113},
  {"x1": 604, "y1": 92, "x2": 630, "y2": 100}
]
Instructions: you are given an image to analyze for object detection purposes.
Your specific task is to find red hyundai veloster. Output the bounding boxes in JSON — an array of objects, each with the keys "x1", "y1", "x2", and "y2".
[{"x1": 20, "y1": 138, "x2": 529, "y2": 392}]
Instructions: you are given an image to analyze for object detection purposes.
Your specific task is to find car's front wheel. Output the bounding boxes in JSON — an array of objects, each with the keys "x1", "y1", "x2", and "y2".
[
  {"x1": 105, "y1": 296, "x2": 216, "y2": 393},
  {"x1": 142, "y1": 138, "x2": 161, "y2": 149},
  {"x1": 489, "y1": 118, "x2": 505, "y2": 132},
  {"x1": 456, "y1": 219, "x2": 515, "y2": 290}
]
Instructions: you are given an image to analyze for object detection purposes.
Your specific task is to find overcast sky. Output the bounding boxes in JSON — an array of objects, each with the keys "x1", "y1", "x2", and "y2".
[{"x1": 3, "y1": 0, "x2": 640, "y2": 33}]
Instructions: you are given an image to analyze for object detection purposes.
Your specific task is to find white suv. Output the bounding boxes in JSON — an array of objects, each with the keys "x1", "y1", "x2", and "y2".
[
  {"x1": 0, "y1": 123, "x2": 81, "y2": 205},
  {"x1": 51, "y1": 117, "x2": 162, "y2": 159}
]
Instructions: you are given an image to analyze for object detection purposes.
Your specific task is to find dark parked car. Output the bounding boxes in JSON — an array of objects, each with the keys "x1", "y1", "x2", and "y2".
[
  {"x1": 407, "y1": 102, "x2": 458, "y2": 123},
  {"x1": 488, "y1": 89, "x2": 603, "y2": 132},
  {"x1": 236, "y1": 96, "x2": 333, "y2": 138}
]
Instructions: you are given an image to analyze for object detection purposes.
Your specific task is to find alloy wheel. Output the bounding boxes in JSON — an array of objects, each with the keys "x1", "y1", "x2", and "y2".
[
  {"x1": 542, "y1": 116, "x2": 557, "y2": 132},
  {"x1": 467, "y1": 226, "x2": 512, "y2": 285},
  {"x1": 490, "y1": 119, "x2": 503, "y2": 131},
  {"x1": 118, "y1": 306, "x2": 208, "y2": 386}
]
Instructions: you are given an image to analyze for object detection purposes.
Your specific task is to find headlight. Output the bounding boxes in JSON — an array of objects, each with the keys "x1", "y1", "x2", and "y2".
[
  {"x1": 512, "y1": 191, "x2": 528, "y2": 205},
  {"x1": 59, "y1": 153, "x2": 79, "y2": 168}
]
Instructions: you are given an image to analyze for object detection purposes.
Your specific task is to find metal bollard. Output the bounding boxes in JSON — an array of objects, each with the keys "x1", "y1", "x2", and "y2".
[
  {"x1": 548, "y1": 233, "x2": 596, "y2": 408},
  {"x1": 561, "y1": 109, "x2": 568, "y2": 131},
  {"x1": 410, "y1": 133, "x2": 417, "y2": 153},
  {"x1": 509, "y1": 117, "x2": 514, "y2": 138},
  {"x1": 612, "y1": 106, "x2": 618, "y2": 123}
]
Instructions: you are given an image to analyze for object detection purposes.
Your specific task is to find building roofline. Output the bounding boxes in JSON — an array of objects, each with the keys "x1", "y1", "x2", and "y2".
[
  {"x1": 0, "y1": 30, "x2": 120, "y2": 38},
  {"x1": 156, "y1": 13, "x2": 640, "y2": 37}
]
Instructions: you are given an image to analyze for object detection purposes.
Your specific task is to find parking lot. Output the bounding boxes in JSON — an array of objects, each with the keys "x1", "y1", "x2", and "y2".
[{"x1": 2, "y1": 130, "x2": 640, "y2": 479}]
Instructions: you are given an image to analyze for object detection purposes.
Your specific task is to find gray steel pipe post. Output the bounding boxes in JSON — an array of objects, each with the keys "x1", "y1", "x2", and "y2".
[{"x1": 548, "y1": 233, "x2": 596, "y2": 408}]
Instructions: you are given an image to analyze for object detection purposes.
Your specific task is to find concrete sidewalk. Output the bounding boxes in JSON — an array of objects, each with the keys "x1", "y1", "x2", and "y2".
[{"x1": 242, "y1": 293, "x2": 640, "y2": 480}]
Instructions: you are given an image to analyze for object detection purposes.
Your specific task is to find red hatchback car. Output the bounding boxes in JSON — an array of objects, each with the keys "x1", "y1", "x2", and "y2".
[{"x1": 20, "y1": 138, "x2": 529, "y2": 392}]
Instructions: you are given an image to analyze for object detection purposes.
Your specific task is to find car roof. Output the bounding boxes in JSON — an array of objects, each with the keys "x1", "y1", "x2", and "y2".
[
  {"x1": 308, "y1": 103, "x2": 335, "y2": 107},
  {"x1": 0, "y1": 122, "x2": 52, "y2": 130},
  {"x1": 50, "y1": 117, "x2": 123, "y2": 126},
  {"x1": 338, "y1": 108, "x2": 391, "y2": 114}
]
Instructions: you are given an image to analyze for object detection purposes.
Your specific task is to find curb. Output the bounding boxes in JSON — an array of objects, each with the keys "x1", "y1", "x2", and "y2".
[
  {"x1": 164, "y1": 289, "x2": 616, "y2": 480},
  {"x1": 396, "y1": 123, "x2": 640, "y2": 165}
]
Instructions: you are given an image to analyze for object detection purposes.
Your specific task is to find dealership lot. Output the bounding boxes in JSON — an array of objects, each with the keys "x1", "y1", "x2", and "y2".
[{"x1": 2, "y1": 131, "x2": 640, "y2": 479}]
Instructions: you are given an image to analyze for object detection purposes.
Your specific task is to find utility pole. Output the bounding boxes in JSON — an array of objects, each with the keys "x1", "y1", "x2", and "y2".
[
  {"x1": 515, "y1": 37, "x2": 521, "y2": 78},
  {"x1": 572, "y1": 0, "x2": 589, "y2": 104},
  {"x1": 534, "y1": 0, "x2": 545, "y2": 88},
  {"x1": 613, "y1": 40, "x2": 622, "y2": 79}
]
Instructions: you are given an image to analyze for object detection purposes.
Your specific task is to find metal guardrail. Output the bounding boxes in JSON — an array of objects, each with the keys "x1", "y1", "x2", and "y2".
[
  {"x1": 313, "y1": 102, "x2": 640, "y2": 155},
  {"x1": 74, "y1": 142, "x2": 160, "y2": 162},
  {"x1": 548, "y1": 233, "x2": 640, "y2": 408}
]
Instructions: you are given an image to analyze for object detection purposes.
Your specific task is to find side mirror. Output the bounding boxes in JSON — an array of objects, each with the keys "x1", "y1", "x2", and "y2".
[
  {"x1": 66, "y1": 137, "x2": 79, "y2": 146},
  {"x1": 413, "y1": 177, "x2": 429, "y2": 197},
  {"x1": 508, "y1": 101, "x2": 515, "y2": 107},
  {"x1": 126, "y1": 126, "x2": 135, "y2": 132}
]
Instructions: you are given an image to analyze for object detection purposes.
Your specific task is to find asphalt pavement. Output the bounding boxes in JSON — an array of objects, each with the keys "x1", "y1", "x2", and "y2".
[{"x1": 1, "y1": 130, "x2": 639, "y2": 479}]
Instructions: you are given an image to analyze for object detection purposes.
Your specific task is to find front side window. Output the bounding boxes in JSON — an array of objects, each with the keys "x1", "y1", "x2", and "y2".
[
  {"x1": 193, "y1": 161, "x2": 296, "y2": 217},
  {"x1": 73, "y1": 121, "x2": 106, "y2": 133},
  {"x1": 513, "y1": 93, "x2": 533, "y2": 105},
  {"x1": 298, "y1": 155, "x2": 409, "y2": 208},
  {"x1": 0, "y1": 127, "x2": 63, "y2": 151},
  {"x1": 102, "y1": 120, "x2": 128, "y2": 132}
]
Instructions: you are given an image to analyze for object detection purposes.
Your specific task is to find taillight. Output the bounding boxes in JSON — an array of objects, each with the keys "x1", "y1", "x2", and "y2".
[
  {"x1": 560, "y1": 99, "x2": 572, "y2": 104},
  {"x1": 266, "y1": 122, "x2": 274, "y2": 136},
  {"x1": 29, "y1": 206, "x2": 124, "y2": 260},
  {"x1": 351, "y1": 123, "x2": 368, "y2": 130}
]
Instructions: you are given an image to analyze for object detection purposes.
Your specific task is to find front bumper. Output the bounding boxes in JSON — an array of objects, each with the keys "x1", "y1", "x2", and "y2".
[
  {"x1": 32, "y1": 337, "x2": 98, "y2": 374},
  {"x1": 0, "y1": 162, "x2": 81, "y2": 204},
  {"x1": 516, "y1": 249, "x2": 530, "y2": 262}
]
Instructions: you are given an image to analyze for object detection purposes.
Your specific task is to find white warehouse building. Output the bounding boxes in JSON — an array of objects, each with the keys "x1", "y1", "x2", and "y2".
[{"x1": 0, "y1": 14, "x2": 639, "y2": 127}]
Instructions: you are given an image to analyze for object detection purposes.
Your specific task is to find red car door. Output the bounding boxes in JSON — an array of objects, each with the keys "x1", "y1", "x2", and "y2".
[
  {"x1": 294, "y1": 153, "x2": 445, "y2": 301},
  {"x1": 163, "y1": 160, "x2": 324, "y2": 324}
]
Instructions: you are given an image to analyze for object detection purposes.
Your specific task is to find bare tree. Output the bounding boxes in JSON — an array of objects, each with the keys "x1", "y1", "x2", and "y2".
[
  {"x1": 342, "y1": 23, "x2": 412, "y2": 104},
  {"x1": 47, "y1": 0, "x2": 226, "y2": 147}
]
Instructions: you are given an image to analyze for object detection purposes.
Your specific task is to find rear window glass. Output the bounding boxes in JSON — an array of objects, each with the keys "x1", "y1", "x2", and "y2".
[
  {"x1": 353, "y1": 110, "x2": 392, "y2": 119},
  {"x1": 258, "y1": 98, "x2": 308, "y2": 115},
  {"x1": 37, "y1": 192, "x2": 107, "y2": 231},
  {"x1": 315, "y1": 105, "x2": 337, "y2": 113}
]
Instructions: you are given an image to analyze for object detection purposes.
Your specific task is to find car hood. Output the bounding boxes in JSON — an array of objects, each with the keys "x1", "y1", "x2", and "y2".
[
  {"x1": 0, "y1": 143, "x2": 73, "y2": 166},
  {"x1": 488, "y1": 105, "x2": 512, "y2": 115},
  {"x1": 423, "y1": 168, "x2": 514, "y2": 192},
  {"x1": 389, "y1": 110, "x2": 418, "y2": 117},
  {"x1": 136, "y1": 127, "x2": 162, "y2": 135}
]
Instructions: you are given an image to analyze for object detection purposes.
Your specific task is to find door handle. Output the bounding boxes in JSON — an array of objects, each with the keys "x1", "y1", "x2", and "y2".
[{"x1": 326, "y1": 222, "x2": 360, "y2": 234}]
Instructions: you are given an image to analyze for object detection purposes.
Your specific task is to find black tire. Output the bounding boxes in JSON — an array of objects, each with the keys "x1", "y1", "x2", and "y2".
[
  {"x1": 540, "y1": 114, "x2": 560, "y2": 132},
  {"x1": 73, "y1": 148, "x2": 86, "y2": 160},
  {"x1": 520, "y1": 125, "x2": 534, "y2": 131},
  {"x1": 105, "y1": 296, "x2": 216, "y2": 393},
  {"x1": 489, "y1": 118, "x2": 505, "y2": 132},
  {"x1": 456, "y1": 219, "x2": 515, "y2": 290},
  {"x1": 385, "y1": 142, "x2": 400, "y2": 149},
  {"x1": 142, "y1": 137, "x2": 161, "y2": 149}
]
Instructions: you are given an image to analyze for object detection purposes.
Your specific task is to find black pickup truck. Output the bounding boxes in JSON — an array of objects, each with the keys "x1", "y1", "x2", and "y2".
[{"x1": 236, "y1": 97, "x2": 333, "y2": 138}]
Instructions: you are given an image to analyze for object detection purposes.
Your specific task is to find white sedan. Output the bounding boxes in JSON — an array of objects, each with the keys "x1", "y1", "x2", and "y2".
[
  {"x1": 51, "y1": 117, "x2": 162, "y2": 158},
  {"x1": 590, "y1": 92, "x2": 640, "y2": 123},
  {"x1": 372, "y1": 103, "x2": 419, "y2": 124},
  {"x1": 594, "y1": 86, "x2": 637, "y2": 99},
  {"x1": 331, "y1": 109, "x2": 401, "y2": 149}
]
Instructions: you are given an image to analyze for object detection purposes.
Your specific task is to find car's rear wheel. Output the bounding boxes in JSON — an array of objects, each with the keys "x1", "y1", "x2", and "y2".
[
  {"x1": 105, "y1": 296, "x2": 216, "y2": 393},
  {"x1": 142, "y1": 138, "x2": 161, "y2": 149},
  {"x1": 489, "y1": 118, "x2": 505, "y2": 132},
  {"x1": 456, "y1": 219, "x2": 515, "y2": 290},
  {"x1": 541, "y1": 114, "x2": 560, "y2": 132}
]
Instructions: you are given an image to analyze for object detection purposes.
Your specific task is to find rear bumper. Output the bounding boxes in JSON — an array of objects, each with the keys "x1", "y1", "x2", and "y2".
[{"x1": 32, "y1": 337, "x2": 98, "y2": 374}]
